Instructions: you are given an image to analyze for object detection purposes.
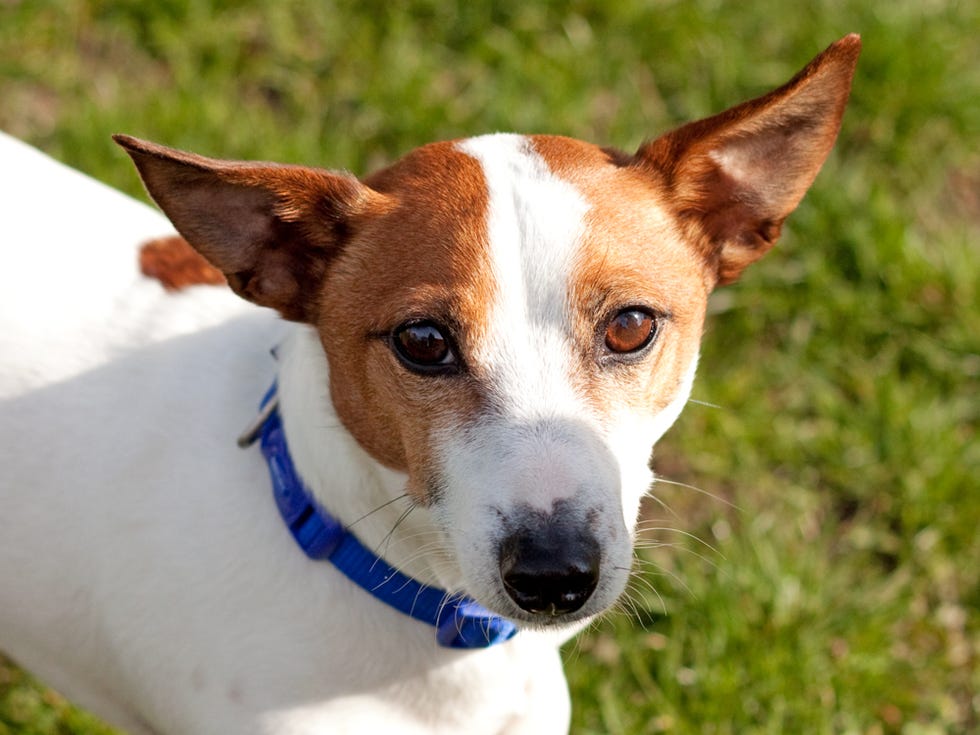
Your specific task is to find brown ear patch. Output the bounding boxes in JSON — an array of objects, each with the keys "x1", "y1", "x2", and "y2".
[
  {"x1": 115, "y1": 134, "x2": 383, "y2": 322},
  {"x1": 634, "y1": 34, "x2": 861, "y2": 286},
  {"x1": 139, "y1": 235, "x2": 227, "y2": 291}
]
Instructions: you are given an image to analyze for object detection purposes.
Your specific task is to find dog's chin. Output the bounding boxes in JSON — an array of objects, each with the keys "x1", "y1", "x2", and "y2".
[{"x1": 503, "y1": 607, "x2": 598, "y2": 631}]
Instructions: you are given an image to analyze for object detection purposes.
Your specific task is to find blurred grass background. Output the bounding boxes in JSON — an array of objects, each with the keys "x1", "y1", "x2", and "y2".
[{"x1": 1, "y1": 0, "x2": 977, "y2": 733}]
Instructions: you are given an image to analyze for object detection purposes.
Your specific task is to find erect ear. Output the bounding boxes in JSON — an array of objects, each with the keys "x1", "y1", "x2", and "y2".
[
  {"x1": 634, "y1": 34, "x2": 861, "y2": 286},
  {"x1": 114, "y1": 135, "x2": 383, "y2": 322}
]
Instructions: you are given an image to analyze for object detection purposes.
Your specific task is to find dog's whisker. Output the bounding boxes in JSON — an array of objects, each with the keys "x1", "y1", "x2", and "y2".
[
  {"x1": 562, "y1": 632, "x2": 585, "y2": 665},
  {"x1": 390, "y1": 575, "x2": 419, "y2": 596},
  {"x1": 431, "y1": 593, "x2": 467, "y2": 642},
  {"x1": 616, "y1": 583, "x2": 643, "y2": 618},
  {"x1": 621, "y1": 569, "x2": 668, "y2": 615},
  {"x1": 408, "y1": 578, "x2": 428, "y2": 619},
  {"x1": 632, "y1": 526, "x2": 722, "y2": 556},
  {"x1": 627, "y1": 586, "x2": 661, "y2": 621},
  {"x1": 640, "y1": 491, "x2": 680, "y2": 519},
  {"x1": 633, "y1": 521, "x2": 678, "y2": 533},
  {"x1": 613, "y1": 586, "x2": 649, "y2": 623},
  {"x1": 391, "y1": 543, "x2": 449, "y2": 575},
  {"x1": 370, "y1": 503, "x2": 417, "y2": 573},
  {"x1": 345, "y1": 492, "x2": 413, "y2": 531},
  {"x1": 633, "y1": 518, "x2": 681, "y2": 532},
  {"x1": 633, "y1": 543, "x2": 700, "y2": 558},
  {"x1": 434, "y1": 592, "x2": 453, "y2": 632},
  {"x1": 652, "y1": 476, "x2": 741, "y2": 511},
  {"x1": 686, "y1": 397, "x2": 724, "y2": 409},
  {"x1": 629, "y1": 556, "x2": 699, "y2": 599},
  {"x1": 633, "y1": 538, "x2": 682, "y2": 550},
  {"x1": 386, "y1": 530, "x2": 443, "y2": 546}
]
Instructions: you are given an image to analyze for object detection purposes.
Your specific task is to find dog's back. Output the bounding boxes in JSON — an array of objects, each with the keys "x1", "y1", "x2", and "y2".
[{"x1": 0, "y1": 131, "x2": 257, "y2": 391}]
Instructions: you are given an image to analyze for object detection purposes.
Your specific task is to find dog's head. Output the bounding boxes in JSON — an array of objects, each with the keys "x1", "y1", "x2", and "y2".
[{"x1": 117, "y1": 35, "x2": 859, "y2": 628}]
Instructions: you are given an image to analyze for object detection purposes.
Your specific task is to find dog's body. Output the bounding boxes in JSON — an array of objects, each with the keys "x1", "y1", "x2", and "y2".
[{"x1": 0, "y1": 37, "x2": 859, "y2": 734}]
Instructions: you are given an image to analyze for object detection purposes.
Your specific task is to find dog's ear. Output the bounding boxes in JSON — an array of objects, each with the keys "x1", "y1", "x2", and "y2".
[
  {"x1": 114, "y1": 136, "x2": 383, "y2": 322},
  {"x1": 635, "y1": 34, "x2": 861, "y2": 286}
]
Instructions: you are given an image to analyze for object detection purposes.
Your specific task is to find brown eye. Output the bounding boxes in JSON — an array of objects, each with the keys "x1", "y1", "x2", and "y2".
[
  {"x1": 392, "y1": 321, "x2": 458, "y2": 373},
  {"x1": 604, "y1": 309, "x2": 656, "y2": 354}
]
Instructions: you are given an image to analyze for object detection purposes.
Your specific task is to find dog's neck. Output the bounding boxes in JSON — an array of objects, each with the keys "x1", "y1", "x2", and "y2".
[{"x1": 273, "y1": 325, "x2": 459, "y2": 592}]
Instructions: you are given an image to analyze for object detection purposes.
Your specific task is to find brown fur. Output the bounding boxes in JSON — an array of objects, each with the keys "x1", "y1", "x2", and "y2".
[
  {"x1": 317, "y1": 142, "x2": 497, "y2": 499},
  {"x1": 139, "y1": 235, "x2": 226, "y2": 291},
  {"x1": 635, "y1": 34, "x2": 861, "y2": 284}
]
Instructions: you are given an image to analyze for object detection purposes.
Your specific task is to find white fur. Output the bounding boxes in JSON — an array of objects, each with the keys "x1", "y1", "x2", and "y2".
[
  {"x1": 0, "y1": 132, "x2": 693, "y2": 734},
  {"x1": 455, "y1": 134, "x2": 589, "y2": 427}
]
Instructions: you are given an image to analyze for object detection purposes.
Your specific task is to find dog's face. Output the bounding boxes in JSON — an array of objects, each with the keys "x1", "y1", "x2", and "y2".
[
  {"x1": 117, "y1": 35, "x2": 859, "y2": 628},
  {"x1": 314, "y1": 135, "x2": 709, "y2": 623}
]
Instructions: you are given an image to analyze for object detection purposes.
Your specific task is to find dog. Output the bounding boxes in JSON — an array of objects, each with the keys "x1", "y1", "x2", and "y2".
[{"x1": 0, "y1": 35, "x2": 860, "y2": 734}]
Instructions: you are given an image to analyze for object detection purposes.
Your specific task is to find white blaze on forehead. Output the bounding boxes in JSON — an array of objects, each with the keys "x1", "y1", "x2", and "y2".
[{"x1": 455, "y1": 134, "x2": 590, "y2": 417}]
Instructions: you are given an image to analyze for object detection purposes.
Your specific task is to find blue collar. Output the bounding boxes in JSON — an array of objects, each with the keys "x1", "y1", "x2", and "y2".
[{"x1": 244, "y1": 385, "x2": 517, "y2": 649}]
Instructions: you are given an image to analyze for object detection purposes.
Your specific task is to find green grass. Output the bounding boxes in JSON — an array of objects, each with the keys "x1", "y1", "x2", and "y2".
[{"x1": 2, "y1": 1, "x2": 977, "y2": 733}]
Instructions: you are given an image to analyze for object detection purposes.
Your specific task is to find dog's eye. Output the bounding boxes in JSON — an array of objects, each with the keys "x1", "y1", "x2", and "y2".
[
  {"x1": 604, "y1": 308, "x2": 657, "y2": 354},
  {"x1": 391, "y1": 321, "x2": 458, "y2": 373}
]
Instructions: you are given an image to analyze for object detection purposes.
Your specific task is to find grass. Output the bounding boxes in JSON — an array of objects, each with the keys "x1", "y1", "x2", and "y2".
[{"x1": 1, "y1": 0, "x2": 977, "y2": 733}]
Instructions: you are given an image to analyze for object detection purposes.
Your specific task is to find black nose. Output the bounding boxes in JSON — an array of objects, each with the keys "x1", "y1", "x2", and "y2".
[{"x1": 499, "y1": 528, "x2": 600, "y2": 616}]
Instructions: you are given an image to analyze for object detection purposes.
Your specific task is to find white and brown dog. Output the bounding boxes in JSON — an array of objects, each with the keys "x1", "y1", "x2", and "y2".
[{"x1": 0, "y1": 36, "x2": 859, "y2": 734}]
